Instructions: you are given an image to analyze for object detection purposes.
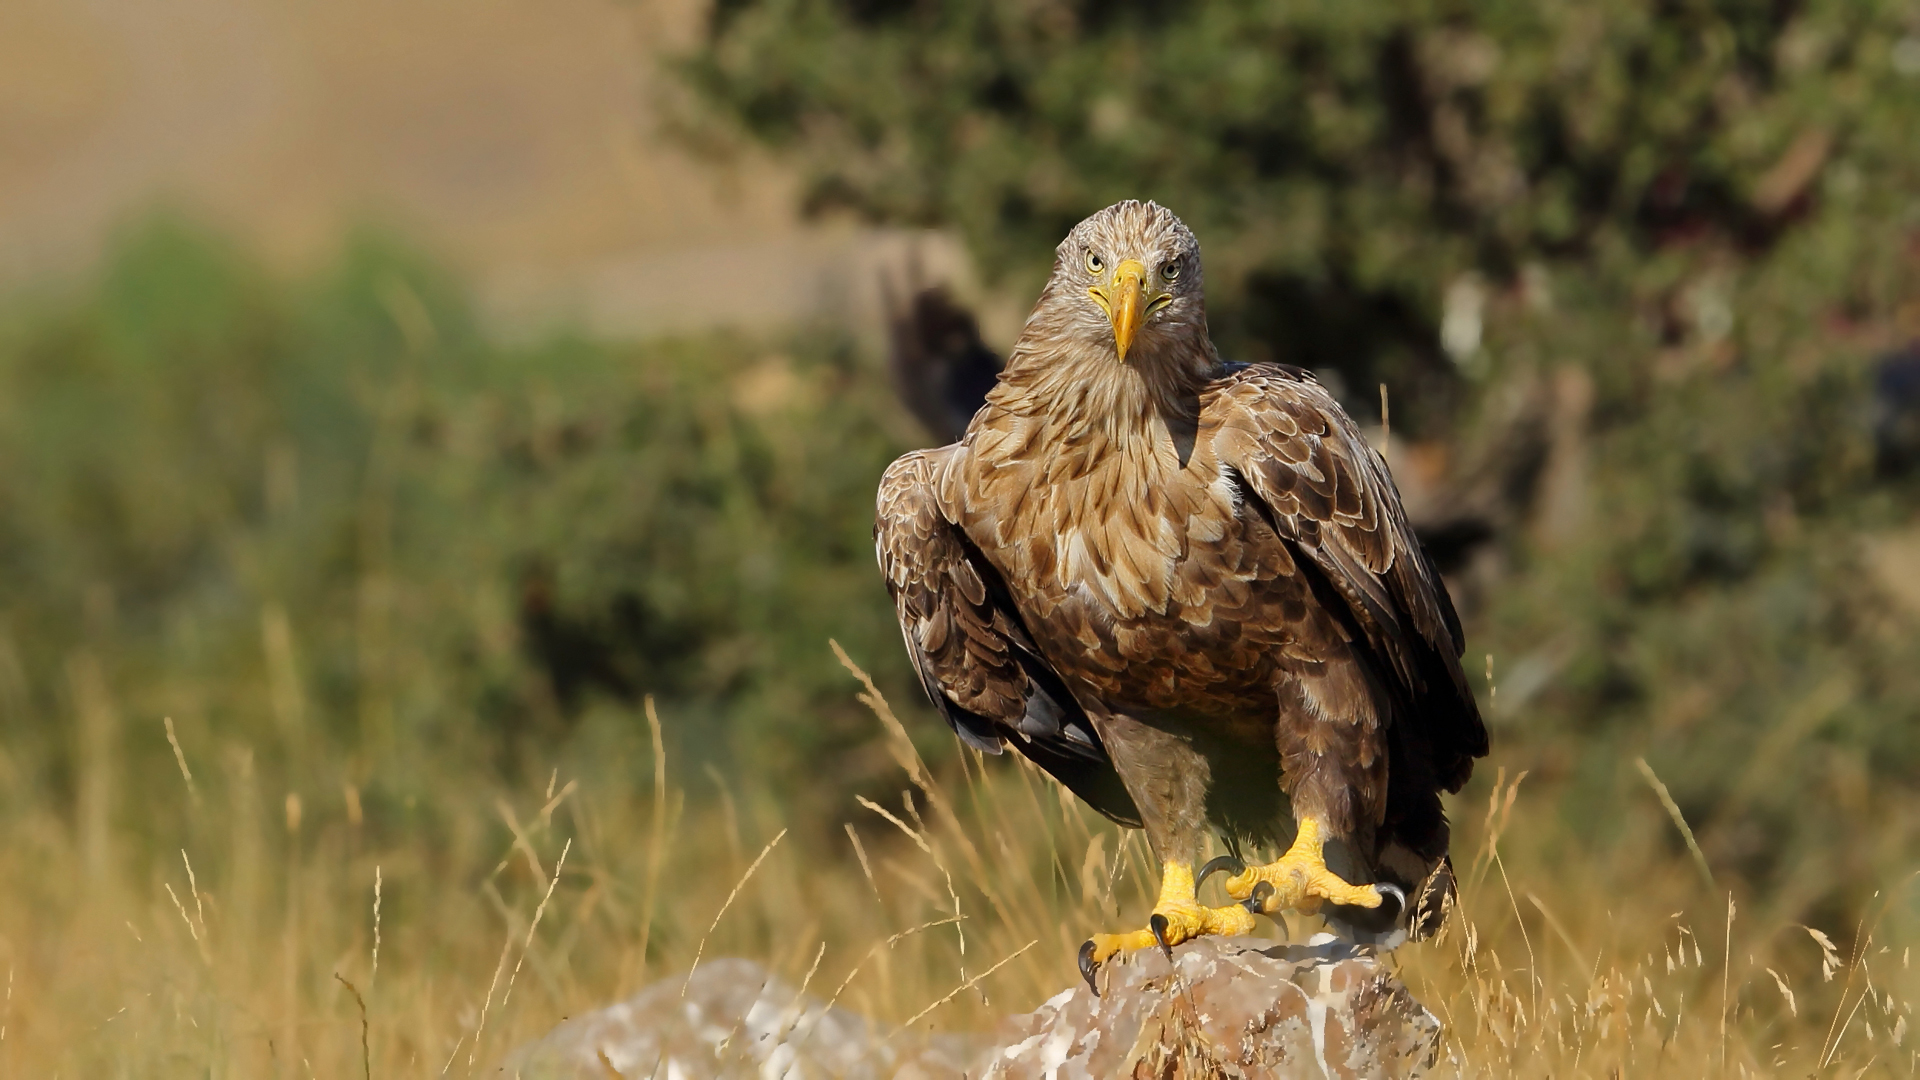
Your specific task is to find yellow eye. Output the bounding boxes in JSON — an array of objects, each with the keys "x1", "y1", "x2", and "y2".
[
  {"x1": 1086, "y1": 252, "x2": 1105, "y2": 274},
  {"x1": 1163, "y1": 260, "x2": 1181, "y2": 281}
]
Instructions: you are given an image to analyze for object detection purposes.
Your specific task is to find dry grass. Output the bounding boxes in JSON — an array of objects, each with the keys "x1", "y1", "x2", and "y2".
[{"x1": 0, "y1": 647, "x2": 1911, "y2": 1078}]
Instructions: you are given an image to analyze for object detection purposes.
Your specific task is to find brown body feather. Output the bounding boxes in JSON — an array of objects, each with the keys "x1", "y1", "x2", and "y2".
[{"x1": 874, "y1": 201, "x2": 1487, "y2": 936}]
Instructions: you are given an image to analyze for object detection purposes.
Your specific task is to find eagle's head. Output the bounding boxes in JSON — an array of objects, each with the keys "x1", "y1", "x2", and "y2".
[{"x1": 1050, "y1": 200, "x2": 1208, "y2": 367}]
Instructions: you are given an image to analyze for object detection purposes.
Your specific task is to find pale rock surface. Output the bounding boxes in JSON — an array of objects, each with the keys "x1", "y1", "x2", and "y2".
[
  {"x1": 502, "y1": 938, "x2": 1440, "y2": 1079},
  {"x1": 498, "y1": 957, "x2": 978, "y2": 1079},
  {"x1": 984, "y1": 935, "x2": 1441, "y2": 1079}
]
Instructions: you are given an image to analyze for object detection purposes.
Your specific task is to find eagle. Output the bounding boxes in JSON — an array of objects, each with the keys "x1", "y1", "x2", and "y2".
[{"x1": 874, "y1": 201, "x2": 1488, "y2": 987}]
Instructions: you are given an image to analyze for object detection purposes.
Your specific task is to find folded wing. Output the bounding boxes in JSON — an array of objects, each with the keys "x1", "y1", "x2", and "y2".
[
  {"x1": 875, "y1": 446, "x2": 1142, "y2": 826},
  {"x1": 1208, "y1": 367, "x2": 1487, "y2": 795}
]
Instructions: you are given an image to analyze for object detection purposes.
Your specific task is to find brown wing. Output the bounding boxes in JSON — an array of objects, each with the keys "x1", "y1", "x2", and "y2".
[
  {"x1": 1207, "y1": 366, "x2": 1487, "y2": 794},
  {"x1": 875, "y1": 446, "x2": 1142, "y2": 825}
]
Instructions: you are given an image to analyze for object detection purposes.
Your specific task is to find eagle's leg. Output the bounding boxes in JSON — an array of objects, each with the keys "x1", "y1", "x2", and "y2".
[
  {"x1": 1078, "y1": 714, "x2": 1258, "y2": 989},
  {"x1": 1214, "y1": 816, "x2": 1391, "y2": 915},
  {"x1": 1208, "y1": 670, "x2": 1402, "y2": 924}
]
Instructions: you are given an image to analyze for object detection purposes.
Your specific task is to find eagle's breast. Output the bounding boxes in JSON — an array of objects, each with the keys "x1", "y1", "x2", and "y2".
[{"x1": 958, "y1": 407, "x2": 1302, "y2": 705}]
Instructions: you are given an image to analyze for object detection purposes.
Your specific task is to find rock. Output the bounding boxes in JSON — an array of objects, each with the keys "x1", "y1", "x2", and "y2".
[
  {"x1": 498, "y1": 957, "x2": 980, "y2": 1079},
  {"x1": 503, "y1": 938, "x2": 1439, "y2": 1079},
  {"x1": 981, "y1": 935, "x2": 1440, "y2": 1080}
]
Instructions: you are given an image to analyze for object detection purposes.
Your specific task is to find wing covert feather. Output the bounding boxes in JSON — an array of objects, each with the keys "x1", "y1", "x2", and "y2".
[
  {"x1": 876, "y1": 448, "x2": 1025, "y2": 747},
  {"x1": 1208, "y1": 368, "x2": 1488, "y2": 787},
  {"x1": 875, "y1": 446, "x2": 1143, "y2": 825}
]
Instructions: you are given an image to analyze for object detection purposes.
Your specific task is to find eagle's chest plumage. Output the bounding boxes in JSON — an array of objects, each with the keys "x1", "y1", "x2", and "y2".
[{"x1": 952, "y1": 410, "x2": 1303, "y2": 711}]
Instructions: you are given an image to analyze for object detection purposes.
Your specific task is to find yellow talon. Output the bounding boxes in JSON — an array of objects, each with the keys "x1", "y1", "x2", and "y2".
[
  {"x1": 1080, "y1": 861, "x2": 1259, "y2": 975},
  {"x1": 1222, "y1": 817, "x2": 1384, "y2": 915}
]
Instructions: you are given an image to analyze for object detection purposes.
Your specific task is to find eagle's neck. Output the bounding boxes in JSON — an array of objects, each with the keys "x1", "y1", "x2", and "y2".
[{"x1": 987, "y1": 321, "x2": 1217, "y2": 455}]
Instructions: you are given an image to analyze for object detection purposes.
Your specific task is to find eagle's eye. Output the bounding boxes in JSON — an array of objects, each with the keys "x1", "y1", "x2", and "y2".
[
  {"x1": 1086, "y1": 252, "x2": 1105, "y2": 275},
  {"x1": 1162, "y1": 260, "x2": 1181, "y2": 281}
]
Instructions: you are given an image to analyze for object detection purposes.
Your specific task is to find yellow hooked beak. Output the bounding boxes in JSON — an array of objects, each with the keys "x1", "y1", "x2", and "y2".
[{"x1": 1089, "y1": 259, "x2": 1158, "y2": 361}]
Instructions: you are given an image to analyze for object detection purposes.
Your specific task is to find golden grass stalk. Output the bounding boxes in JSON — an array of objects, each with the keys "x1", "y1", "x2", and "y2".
[
  {"x1": 682, "y1": 829, "x2": 787, "y2": 998},
  {"x1": 163, "y1": 717, "x2": 199, "y2": 805},
  {"x1": 637, "y1": 695, "x2": 672, "y2": 986},
  {"x1": 501, "y1": 838, "x2": 570, "y2": 1013},
  {"x1": 891, "y1": 939, "x2": 1038, "y2": 1038},
  {"x1": 371, "y1": 865, "x2": 382, "y2": 991},
  {"x1": 1635, "y1": 756, "x2": 1716, "y2": 893},
  {"x1": 333, "y1": 973, "x2": 370, "y2": 1080}
]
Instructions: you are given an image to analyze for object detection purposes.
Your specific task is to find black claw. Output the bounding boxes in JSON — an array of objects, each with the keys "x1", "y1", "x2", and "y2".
[
  {"x1": 1149, "y1": 914, "x2": 1174, "y2": 961},
  {"x1": 1196, "y1": 854, "x2": 1246, "y2": 892},
  {"x1": 1242, "y1": 879, "x2": 1276, "y2": 916},
  {"x1": 1374, "y1": 882, "x2": 1407, "y2": 922},
  {"x1": 1077, "y1": 939, "x2": 1101, "y2": 996}
]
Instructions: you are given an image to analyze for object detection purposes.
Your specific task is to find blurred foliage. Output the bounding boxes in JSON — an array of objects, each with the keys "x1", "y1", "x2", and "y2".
[
  {"x1": 0, "y1": 215, "x2": 929, "y2": 874},
  {"x1": 678, "y1": 1, "x2": 1919, "y2": 427},
  {"x1": 679, "y1": 1, "x2": 1920, "y2": 923}
]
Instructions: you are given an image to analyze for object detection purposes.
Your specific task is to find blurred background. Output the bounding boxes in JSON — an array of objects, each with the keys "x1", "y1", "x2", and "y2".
[{"x1": 5, "y1": 0, "x2": 1920, "y2": 1074}]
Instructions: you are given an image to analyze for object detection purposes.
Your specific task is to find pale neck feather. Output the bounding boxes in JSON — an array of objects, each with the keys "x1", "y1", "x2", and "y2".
[{"x1": 984, "y1": 286, "x2": 1218, "y2": 452}]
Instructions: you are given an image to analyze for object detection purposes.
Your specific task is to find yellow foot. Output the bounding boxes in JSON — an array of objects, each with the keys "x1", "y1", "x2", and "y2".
[
  {"x1": 1200, "y1": 817, "x2": 1402, "y2": 919},
  {"x1": 1077, "y1": 862, "x2": 1259, "y2": 994}
]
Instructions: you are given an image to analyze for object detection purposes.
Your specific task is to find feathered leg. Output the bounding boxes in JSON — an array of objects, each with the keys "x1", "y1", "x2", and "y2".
[
  {"x1": 1077, "y1": 713, "x2": 1258, "y2": 991},
  {"x1": 1203, "y1": 668, "x2": 1402, "y2": 928}
]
